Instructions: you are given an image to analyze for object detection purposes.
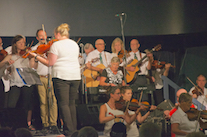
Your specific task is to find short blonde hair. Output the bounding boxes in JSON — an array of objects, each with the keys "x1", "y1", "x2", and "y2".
[
  {"x1": 111, "y1": 56, "x2": 120, "y2": 63},
  {"x1": 54, "y1": 23, "x2": 70, "y2": 38},
  {"x1": 111, "y1": 37, "x2": 124, "y2": 53}
]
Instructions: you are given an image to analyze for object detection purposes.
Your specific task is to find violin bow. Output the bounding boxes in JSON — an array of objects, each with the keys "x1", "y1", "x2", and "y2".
[
  {"x1": 186, "y1": 77, "x2": 203, "y2": 95},
  {"x1": 42, "y1": 24, "x2": 47, "y2": 45},
  {"x1": 138, "y1": 91, "x2": 143, "y2": 104},
  {"x1": 76, "y1": 37, "x2": 81, "y2": 44}
]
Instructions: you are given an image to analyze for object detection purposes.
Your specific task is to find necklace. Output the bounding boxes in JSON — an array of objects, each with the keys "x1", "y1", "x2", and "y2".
[{"x1": 108, "y1": 102, "x2": 116, "y2": 110}]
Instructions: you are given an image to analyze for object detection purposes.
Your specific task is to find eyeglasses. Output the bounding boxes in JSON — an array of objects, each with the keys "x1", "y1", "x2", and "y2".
[
  {"x1": 96, "y1": 43, "x2": 106, "y2": 46},
  {"x1": 0, "y1": 43, "x2": 3, "y2": 46}
]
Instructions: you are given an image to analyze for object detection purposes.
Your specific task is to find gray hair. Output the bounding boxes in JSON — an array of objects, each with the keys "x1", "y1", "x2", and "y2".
[{"x1": 84, "y1": 43, "x2": 94, "y2": 50}]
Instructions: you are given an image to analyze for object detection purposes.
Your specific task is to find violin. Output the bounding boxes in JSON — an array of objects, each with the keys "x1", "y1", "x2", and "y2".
[
  {"x1": 117, "y1": 50, "x2": 130, "y2": 59},
  {"x1": 20, "y1": 39, "x2": 58, "y2": 58},
  {"x1": 151, "y1": 60, "x2": 175, "y2": 70},
  {"x1": 192, "y1": 86, "x2": 204, "y2": 96},
  {"x1": 115, "y1": 98, "x2": 163, "y2": 112},
  {"x1": 19, "y1": 47, "x2": 32, "y2": 58},
  {"x1": 186, "y1": 108, "x2": 207, "y2": 121},
  {"x1": 0, "y1": 49, "x2": 8, "y2": 61}
]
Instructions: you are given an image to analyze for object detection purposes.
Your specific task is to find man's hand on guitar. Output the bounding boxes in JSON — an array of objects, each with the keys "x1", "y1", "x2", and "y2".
[
  {"x1": 86, "y1": 62, "x2": 92, "y2": 69},
  {"x1": 126, "y1": 66, "x2": 136, "y2": 72},
  {"x1": 146, "y1": 52, "x2": 154, "y2": 63}
]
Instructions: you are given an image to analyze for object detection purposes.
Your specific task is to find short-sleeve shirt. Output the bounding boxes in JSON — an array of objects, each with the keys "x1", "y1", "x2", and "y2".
[
  {"x1": 85, "y1": 49, "x2": 111, "y2": 67},
  {"x1": 170, "y1": 107, "x2": 199, "y2": 137},
  {"x1": 101, "y1": 68, "x2": 124, "y2": 85},
  {"x1": 49, "y1": 39, "x2": 81, "y2": 80}
]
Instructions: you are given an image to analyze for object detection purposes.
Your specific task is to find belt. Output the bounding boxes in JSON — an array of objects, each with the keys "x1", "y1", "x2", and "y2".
[{"x1": 39, "y1": 75, "x2": 48, "y2": 78}]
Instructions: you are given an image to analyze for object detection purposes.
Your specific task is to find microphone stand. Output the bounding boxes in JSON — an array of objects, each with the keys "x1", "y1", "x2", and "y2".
[
  {"x1": 43, "y1": 57, "x2": 61, "y2": 135},
  {"x1": 80, "y1": 43, "x2": 88, "y2": 104},
  {"x1": 117, "y1": 13, "x2": 127, "y2": 84}
]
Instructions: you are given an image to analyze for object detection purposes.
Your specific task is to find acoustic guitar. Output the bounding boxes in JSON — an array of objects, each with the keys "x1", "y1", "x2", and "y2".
[
  {"x1": 125, "y1": 44, "x2": 161, "y2": 84},
  {"x1": 83, "y1": 61, "x2": 106, "y2": 87}
]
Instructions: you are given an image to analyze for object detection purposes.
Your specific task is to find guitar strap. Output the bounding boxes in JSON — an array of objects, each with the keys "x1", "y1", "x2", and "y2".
[{"x1": 139, "y1": 51, "x2": 143, "y2": 66}]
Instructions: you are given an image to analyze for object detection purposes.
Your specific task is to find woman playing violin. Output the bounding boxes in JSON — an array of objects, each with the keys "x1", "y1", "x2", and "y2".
[
  {"x1": 0, "y1": 35, "x2": 37, "y2": 130},
  {"x1": 120, "y1": 86, "x2": 156, "y2": 137},
  {"x1": 111, "y1": 37, "x2": 135, "y2": 71},
  {"x1": 99, "y1": 86, "x2": 145, "y2": 137},
  {"x1": 171, "y1": 93, "x2": 200, "y2": 136}
]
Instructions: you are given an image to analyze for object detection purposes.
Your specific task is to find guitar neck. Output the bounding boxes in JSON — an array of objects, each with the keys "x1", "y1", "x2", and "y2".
[
  {"x1": 132, "y1": 49, "x2": 154, "y2": 67},
  {"x1": 132, "y1": 55, "x2": 148, "y2": 67}
]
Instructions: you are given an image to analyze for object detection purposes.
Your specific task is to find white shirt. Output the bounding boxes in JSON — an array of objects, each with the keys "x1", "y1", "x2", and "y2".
[
  {"x1": 189, "y1": 87, "x2": 207, "y2": 109},
  {"x1": 85, "y1": 49, "x2": 111, "y2": 67},
  {"x1": 128, "y1": 51, "x2": 149, "y2": 75},
  {"x1": 127, "y1": 110, "x2": 139, "y2": 137},
  {"x1": 5, "y1": 46, "x2": 12, "y2": 54},
  {"x1": 111, "y1": 53, "x2": 133, "y2": 67},
  {"x1": 2, "y1": 46, "x2": 12, "y2": 92},
  {"x1": 49, "y1": 39, "x2": 81, "y2": 80},
  {"x1": 10, "y1": 55, "x2": 31, "y2": 87},
  {"x1": 103, "y1": 103, "x2": 124, "y2": 137},
  {"x1": 171, "y1": 107, "x2": 199, "y2": 137},
  {"x1": 31, "y1": 43, "x2": 50, "y2": 76}
]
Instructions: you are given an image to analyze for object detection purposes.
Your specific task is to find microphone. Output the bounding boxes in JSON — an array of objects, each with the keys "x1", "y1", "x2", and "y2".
[{"x1": 115, "y1": 13, "x2": 125, "y2": 17}]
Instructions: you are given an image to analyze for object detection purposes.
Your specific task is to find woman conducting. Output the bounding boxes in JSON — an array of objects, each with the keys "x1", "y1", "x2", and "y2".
[{"x1": 29, "y1": 23, "x2": 81, "y2": 137}]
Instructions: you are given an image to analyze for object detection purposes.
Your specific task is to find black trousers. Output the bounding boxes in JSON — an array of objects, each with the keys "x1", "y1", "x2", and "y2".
[
  {"x1": 0, "y1": 79, "x2": 5, "y2": 109},
  {"x1": 52, "y1": 78, "x2": 80, "y2": 136},
  {"x1": 7, "y1": 85, "x2": 34, "y2": 111},
  {"x1": 153, "y1": 88, "x2": 164, "y2": 106}
]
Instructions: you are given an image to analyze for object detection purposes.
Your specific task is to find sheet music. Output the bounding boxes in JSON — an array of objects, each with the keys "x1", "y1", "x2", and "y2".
[{"x1": 16, "y1": 68, "x2": 42, "y2": 85}]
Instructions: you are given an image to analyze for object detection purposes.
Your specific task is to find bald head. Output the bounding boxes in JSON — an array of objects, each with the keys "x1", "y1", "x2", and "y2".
[
  {"x1": 0, "y1": 37, "x2": 3, "y2": 49},
  {"x1": 95, "y1": 39, "x2": 105, "y2": 52},
  {"x1": 130, "y1": 39, "x2": 140, "y2": 52},
  {"x1": 176, "y1": 89, "x2": 187, "y2": 102}
]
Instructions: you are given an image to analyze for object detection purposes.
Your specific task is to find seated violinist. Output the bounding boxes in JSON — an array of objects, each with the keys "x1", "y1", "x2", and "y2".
[
  {"x1": 120, "y1": 86, "x2": 156, "y2": 137},
  {"x1": 99, "y1": 86, "x2": 145, "y2": 137},
  {"x1": 171, "y1": 93, "x2": 200, "y2": 136},
  {"x1": 99, "y1": 57, "x2": 126, "y2": 87},
  {"x1": 189, "y1": 74, "x2": 207, "y2": 109},
  {"x1": 164, "y1": 89, "x2": 195, "y2": 119}
]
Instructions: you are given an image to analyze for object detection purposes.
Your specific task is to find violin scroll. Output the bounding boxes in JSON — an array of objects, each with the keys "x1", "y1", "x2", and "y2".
[{"x1": 0, "y1": 49, "x2": 8, "y2": 61}]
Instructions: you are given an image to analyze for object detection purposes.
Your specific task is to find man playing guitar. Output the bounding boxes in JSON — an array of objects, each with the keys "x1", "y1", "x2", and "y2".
[{"x1": 86, "y1": 39, "x2": 111, "y2": 72}]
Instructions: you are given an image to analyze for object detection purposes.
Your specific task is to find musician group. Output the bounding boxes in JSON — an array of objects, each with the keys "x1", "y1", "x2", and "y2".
[{"x1": 0, "y1": 23, "x2": 206, "y2": 137}]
